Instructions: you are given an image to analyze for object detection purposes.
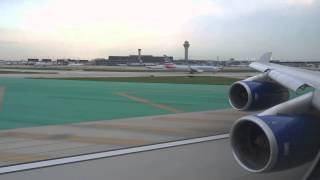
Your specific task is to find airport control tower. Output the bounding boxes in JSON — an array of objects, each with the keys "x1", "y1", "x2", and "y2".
[{"x1": 183, "y1": 41, "x2": 190, "y2": 61}]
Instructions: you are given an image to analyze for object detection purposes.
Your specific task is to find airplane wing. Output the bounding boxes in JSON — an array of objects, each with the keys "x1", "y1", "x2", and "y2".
[
  {"x1": 228, "y1": 52, "x2": 320, "y2": 178},
  {"x1": 250, "y1": 52, "x2": 320, "y2": 91}
]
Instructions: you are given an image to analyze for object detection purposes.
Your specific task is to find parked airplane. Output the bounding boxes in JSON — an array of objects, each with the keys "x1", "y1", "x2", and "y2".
[
  {"x1": 145, "y1": 64, "x2": 166, "y2": 70},
  {"x1": 35, "y1": 62, "x2": 51, "y2": 66},
  {"x1": 67, "y1": 63, "x2": 84, "y2": 66},
  {"x1": 165, "y1": 63, "x2": 222, "y2": 73},
  {"x1": 146, "y1": 63, "x2": 222, "y2": 73},
  {"x1": 228, "y1": 52, "x2": 320, "y2": 179}
]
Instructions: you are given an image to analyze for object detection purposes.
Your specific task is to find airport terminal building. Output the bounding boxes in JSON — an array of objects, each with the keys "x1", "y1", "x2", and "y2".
[{"x1": 95, "y1": 55, "x2": 173, "y2": 66}]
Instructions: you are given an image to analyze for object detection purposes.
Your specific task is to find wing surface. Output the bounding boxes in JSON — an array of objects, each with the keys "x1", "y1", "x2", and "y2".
[{"x1": 250, "y1": 52, "x2": 320, "y2": 91}]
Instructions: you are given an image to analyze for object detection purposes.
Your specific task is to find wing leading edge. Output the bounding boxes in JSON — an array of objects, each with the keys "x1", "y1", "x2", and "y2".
[{"x1": 249, "y1": 52, "x2": 320, "y2": 91}]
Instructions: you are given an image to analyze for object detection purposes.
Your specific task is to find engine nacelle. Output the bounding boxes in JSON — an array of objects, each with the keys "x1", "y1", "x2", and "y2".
[
  {"x1": 229, "y1": 81, "x2": 289, "y2": 111},
  {"x1": 230, "y1": 115, "x2": 320, "y2": 173}
]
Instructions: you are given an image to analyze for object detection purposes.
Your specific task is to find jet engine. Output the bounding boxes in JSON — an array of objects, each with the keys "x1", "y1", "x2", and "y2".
[
  {"x1": 229, "y1": 81, "x2": 289, "y2": 111},
  {"x1": 230, "y1": 115, "x2": 320, "y2": 173}
]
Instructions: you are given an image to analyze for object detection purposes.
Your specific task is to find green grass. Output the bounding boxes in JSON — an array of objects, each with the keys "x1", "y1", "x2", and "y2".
[
  {"x1": 47, "y1": 76, "x2": 239, "y2": 85},
  {"x1": 0, "y1": 78, "x2": 231, "y2": 130}
]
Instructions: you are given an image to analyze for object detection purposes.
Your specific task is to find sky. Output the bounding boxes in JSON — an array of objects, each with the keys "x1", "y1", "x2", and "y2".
[{"x1": 0, "y1": 0, "x2": 319, "y2": 60}]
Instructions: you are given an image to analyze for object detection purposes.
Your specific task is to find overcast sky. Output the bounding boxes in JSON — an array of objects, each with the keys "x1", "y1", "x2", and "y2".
[{"x1": 0, "y1": 0, "x2": 319, "y2": 60}]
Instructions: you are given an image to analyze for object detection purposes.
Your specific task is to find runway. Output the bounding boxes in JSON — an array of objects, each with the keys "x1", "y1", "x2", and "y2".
[
  {"x1": 0, "y1": 109, "x2": 249, "y2": 166},
  {"x1": 0, "y1": 134, "x2": 230, "y2": 174},
  {"x1": 0, "y1": 90, "x2": 311, "y2": 179},
  {"x1": 0, "y1": 136, "x2": 309, "y2": 180}
]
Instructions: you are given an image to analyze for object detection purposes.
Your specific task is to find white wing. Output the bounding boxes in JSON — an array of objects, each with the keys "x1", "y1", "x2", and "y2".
[{"x1": 250, "y1": 52, "x2": 320, "y2": 91}]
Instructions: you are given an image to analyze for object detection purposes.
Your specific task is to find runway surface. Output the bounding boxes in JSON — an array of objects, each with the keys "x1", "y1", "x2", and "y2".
[
  {"x1": 0, "y1": 109, "x2": 249, "y2": 166},
  {"x1": 0, "y1": 83, "x2": 310, "y2": 179},
  {"x1": 0, "y1": 136, "x2": 309, "y2": 180},
  {"x1": 0, "y1": 134, "x2": 230, "y2": 174}
]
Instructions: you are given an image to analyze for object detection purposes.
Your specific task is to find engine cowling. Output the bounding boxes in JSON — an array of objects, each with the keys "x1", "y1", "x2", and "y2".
[
  {"x1": 230, "y1": 115, "x2": 320, "y2": 173},
  {"x1": 229, "y1": 81, "x2": 289, "y2": 111}
]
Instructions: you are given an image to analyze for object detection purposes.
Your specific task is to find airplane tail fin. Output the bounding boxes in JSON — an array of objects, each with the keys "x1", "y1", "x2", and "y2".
[{"x1": 258, "y1": 52, "x2": 272, "y2": 63}]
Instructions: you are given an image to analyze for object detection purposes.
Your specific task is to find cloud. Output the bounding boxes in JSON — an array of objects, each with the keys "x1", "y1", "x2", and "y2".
[
  {"x1": 286, "y1": 0, "x2": 315, "y2": 6},
  {"x1": 211, "y1": 0, "x2": 316, "y2": 19},
  {"x1": 21, "y1": 0, "x2": 221, "y2": 32},
  {"x1": 0, "y1": 40, "x2": 19, "y2": 45},
  {"x1": 13, "y1": 0, "x2": 222, "y2": 52}
]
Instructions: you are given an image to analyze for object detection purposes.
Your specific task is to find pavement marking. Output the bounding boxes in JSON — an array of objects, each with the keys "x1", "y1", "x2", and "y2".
[
  {"x1": 0, "y1": 134, "x2": 229, "y2": 174},
  {"x1": 0, "y1": 86, "x2": 5, "y2": 111},
  {"x1": 116, "y1": 92, "x2": 183, "y2": 113},
  {"x1": 0, "y1": 132, "x2": 150, "y2": 146}
]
